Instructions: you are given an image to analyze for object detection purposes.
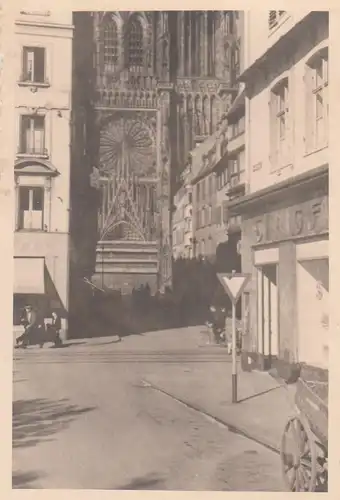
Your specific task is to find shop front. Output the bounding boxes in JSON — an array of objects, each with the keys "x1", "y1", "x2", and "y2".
[
  {"x1": 229, "y1": 166, "x2": 328, "y2": 378},
  {"x1": 13, "y1": 253, "x2": 68, "y2": 339}
]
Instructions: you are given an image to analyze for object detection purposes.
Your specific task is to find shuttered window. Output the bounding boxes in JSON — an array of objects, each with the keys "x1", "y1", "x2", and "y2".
[
  {"x1": 305, "y1": 48, "x2": 329, "y2": 153},
  {"x1": 269, "y1": 77, "x2": 291, "y2": 169}
]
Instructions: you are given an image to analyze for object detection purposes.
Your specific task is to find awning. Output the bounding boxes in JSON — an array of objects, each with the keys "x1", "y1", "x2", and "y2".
[{"x1": 14, "y1": 257, "x2": 45, "y2": 295}]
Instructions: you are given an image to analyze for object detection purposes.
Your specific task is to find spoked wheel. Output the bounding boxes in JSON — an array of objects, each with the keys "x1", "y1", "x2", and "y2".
[{"x1": 280, "y1": 415, "x2": 317, "y2": 492}]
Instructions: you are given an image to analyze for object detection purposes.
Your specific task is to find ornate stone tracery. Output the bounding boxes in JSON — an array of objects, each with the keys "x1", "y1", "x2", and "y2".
[{"x1": 88, "y1": 11, "x2": 237, "y2": 291}]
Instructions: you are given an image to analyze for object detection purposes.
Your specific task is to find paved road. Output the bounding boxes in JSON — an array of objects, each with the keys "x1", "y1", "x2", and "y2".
[{"x1": 13, "y1": 335, "x2": 283, "y2": 491}]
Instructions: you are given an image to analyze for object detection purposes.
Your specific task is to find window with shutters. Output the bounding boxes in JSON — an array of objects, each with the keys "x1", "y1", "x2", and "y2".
[
  {"x1": 21, "y1": 47, "x2": 46, "y2": 84},
  {"x1": 19, "y1": 115, "x2": 47, "y2": 157},
  {"x1": 305, "y1": 48, "x2": 329, "y2": 153},
  {"x1": 127, "y1": 19, "x2": 143, "y2": 70},
  {"x1": 269, "y1": 78, "x2": 291, "y2": 169},
  {"x1": 18, "y1": 186, "x2": 44, "y2": 230}
]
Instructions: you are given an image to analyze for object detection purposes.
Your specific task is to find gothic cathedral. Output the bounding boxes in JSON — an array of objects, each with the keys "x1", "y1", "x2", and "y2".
[{"x1": 72, "y1": 11, "x2": 239, "y2": 294}]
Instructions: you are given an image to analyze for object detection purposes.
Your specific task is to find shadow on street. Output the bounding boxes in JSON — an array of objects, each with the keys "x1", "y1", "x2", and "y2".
[
  {"x1": 12, "y1": 470, "x2": 45, "y2": 489},
  {"x1": 115, "y1": 472, "x2": 165, "y2": 490},
  {"x1": 13, "y1": 397, "x2": 96, "y2": 449}
]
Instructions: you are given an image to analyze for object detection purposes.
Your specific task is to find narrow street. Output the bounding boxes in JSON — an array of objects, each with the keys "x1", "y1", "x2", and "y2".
[{"x1": 13, "y1": 330, "x2": 283, "y2": 491}]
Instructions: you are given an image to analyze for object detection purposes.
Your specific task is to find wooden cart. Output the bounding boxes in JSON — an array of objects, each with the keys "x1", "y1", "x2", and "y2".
[{"x1": 280, "y1": 371, "x2": 328, "y2": 492}]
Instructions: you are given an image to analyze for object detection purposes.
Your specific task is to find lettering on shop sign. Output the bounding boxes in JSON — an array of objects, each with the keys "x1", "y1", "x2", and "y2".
[
  {"x1": 254, "y1": 195, "x2": 328, "y2": 244},
  {"x1": 309, "y1": 202, "x2": 322, "y2": 231},
  {"x1": 254, "y1": 219, "x2": 265, "y2": 242},
  {"x1": 272, "y1": 211, "x2": 288, "y2": 241},
  {"x1": 293, "y1": 210, "x2": 304, "y2": 235}
]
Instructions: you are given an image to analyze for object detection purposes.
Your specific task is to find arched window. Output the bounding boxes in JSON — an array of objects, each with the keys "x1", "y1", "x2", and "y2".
[
  {"x1": 194, "y1": 95, "x2": 202, "y2": 136},
  {"x1": 184, "y1": 12, "x2": 190, "y2": 74},
  {"x1": 127, "y1": 19, "x2": 143, "y2": 69},
  {"x1": 207, "y1": 12, "x2": 215, "y2": 76},
  {"x1": 191, "y1": 12, "x2": 201, "y2": 76},
  {"x1": 187, "y1": 95, "x2": 193, "y2": 151},
  {"x1": 178, "y1": 96, "x2": 186, "y2": 165},
  {"x1": 103, "y1": 20, "x2": 119, "y2": 66},
  {"x1": 202, "y1": 96, "x2": 210, "y2": 135},
  {"x1": 211, "y1": 96, "x2": 219, "y2": 133}
]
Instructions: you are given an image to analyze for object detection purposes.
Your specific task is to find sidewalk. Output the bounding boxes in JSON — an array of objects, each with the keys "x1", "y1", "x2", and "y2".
[{"x1": 139, "y1": 328, "x2": 296, "y2": 453}]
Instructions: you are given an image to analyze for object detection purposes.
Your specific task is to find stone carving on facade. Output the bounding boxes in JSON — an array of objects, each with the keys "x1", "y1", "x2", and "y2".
[
  {"x1": 202, "y1": 97, "x2": 210, "y2": 135},
  {"x1": 176, "y1": 79, "x2": 192, "y2": 93},
  {"x1": 195, "y1": 80, "x2": 220, "y2": 93},
  {"x1": 88, "y1": 10, "x2": 236, "y2": 290},
  {"x1": 98, "y1": 112, "x2": 156, "y2": 176}
]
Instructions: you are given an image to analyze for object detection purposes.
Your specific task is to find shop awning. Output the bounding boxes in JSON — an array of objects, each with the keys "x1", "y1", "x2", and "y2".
[{"x1": 14, "y1": 257, "x2": 45, "y2": 295}]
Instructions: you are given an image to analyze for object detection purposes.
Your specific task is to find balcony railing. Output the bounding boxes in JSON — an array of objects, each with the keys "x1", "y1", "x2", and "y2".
[{"x1": 17, "y1": 146, "x2": 49, "y2": 157}]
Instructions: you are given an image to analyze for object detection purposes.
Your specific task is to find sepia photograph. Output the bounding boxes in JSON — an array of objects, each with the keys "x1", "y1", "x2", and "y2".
[{"x1": 6, "y1": 6, "x2": 329, "y2": 492}]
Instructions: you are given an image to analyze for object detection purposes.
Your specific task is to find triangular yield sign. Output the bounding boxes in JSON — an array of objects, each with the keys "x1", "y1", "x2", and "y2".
[{"x1": 217, "y1": 273, "x2": 251, "y2": 304}]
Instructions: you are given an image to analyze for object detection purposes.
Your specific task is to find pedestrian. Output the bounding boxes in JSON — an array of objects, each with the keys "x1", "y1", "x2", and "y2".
[
  {"x1": 225, "y1": 310, "x2": 233, "y2": 354},
  {"x1": 16, "y1": 305, "x2": 43, "y2": 348},
  {"x1": 50, "y1": 310, "x2": 63, "y2": 347},
  {"x1": 207, "y1": 304, "x2": 226, "y2": 345}
]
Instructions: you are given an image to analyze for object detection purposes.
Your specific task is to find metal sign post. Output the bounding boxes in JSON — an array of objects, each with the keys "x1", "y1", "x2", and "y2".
[{"x1": 217, "y1": 271, "x2": 251, "y2": 404}]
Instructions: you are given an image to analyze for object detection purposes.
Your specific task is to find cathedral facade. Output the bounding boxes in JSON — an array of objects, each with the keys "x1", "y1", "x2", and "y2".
[{"x1": 71, "y1": 11, "x2": 240, "y2": 295}]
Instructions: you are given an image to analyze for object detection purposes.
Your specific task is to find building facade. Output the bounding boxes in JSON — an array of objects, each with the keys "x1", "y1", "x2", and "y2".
[
  {"x1": 230, "y1": 11, "x2": 329, "y2": 374},
  {"x1": 191, "y1": 128, "x2": 228, "y2": 260},
  {"x1": 71, "y1": 11, "x2": 239, "y2": 297},
  {"x1": 12, "y1": 9, "x2": 73, "y2": 336},
  {"x1": 172, "y1": 11, "x2": 244, "y2": 273},
  {"x1": 172, "y1": 167, "x2": 193, "y2": 260}
]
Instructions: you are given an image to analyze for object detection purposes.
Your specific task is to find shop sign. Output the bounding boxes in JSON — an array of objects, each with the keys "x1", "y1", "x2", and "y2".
[{"x1": 253, "y1": 195, "x2": 328, "y2": 244}]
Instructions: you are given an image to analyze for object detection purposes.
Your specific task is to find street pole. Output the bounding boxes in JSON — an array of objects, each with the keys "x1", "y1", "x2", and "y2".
[{"x1": 232, "y1": 300, "x2": 237, "y2": 403}]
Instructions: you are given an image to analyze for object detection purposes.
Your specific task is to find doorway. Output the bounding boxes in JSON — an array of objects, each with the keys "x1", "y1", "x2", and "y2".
[
  {"x1": 257, "y1": 264, "x2": 279, "y2": 366},
  {"x1": 297, "y1": 257, "x2": 329, "y2": 369}
]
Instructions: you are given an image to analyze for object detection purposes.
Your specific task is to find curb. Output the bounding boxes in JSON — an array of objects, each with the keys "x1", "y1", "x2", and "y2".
[{"x1": 143, "y1": 379, "x2": 281, "y2": 455}]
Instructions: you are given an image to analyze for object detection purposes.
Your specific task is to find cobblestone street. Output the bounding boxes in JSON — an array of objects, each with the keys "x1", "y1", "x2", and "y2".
[{"x1": 13, "y1": 329, "x2": 284, "y2": 490}]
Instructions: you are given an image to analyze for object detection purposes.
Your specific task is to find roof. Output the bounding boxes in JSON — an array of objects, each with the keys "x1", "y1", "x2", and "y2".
[
  {"x1": 190, "y1": 124, "x2": 228, "y2": 184},
  {"x1": 238, "y1": 12, "x2": 321, "y2": 84}
]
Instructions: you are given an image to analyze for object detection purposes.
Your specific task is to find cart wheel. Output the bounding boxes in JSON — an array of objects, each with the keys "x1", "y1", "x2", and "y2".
[{"x1": 280, "y1": 415, "x2": 317, "y2": 492}]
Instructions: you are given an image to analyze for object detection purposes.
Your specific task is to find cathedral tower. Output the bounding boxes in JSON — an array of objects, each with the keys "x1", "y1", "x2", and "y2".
[{"x1": 72, "y1": 11, "x2": 239, "y2": 294}]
